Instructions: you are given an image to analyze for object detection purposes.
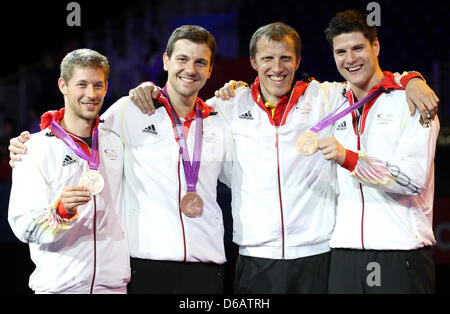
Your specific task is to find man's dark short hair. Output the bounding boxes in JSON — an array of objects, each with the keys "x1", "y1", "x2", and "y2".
[
  {"x1": 324, "y1": 9, "x2": 377, "y2": 48},
  {"x1": 166, "y1": 25, "x2": 217, "y2": 65}
]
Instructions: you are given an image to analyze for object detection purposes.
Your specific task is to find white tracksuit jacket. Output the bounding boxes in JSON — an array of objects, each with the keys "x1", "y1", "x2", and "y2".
[
  {"x1": 101, "y1": 96, "x2": 229, "y2": 264},
  {"x1": 8, "y1": 122, "x2": 130, "y2": 294},
  {"x1": 330, "y1": 78, "x2": 439, "y2": 250},
  {"x1": 209, "y1": 78, "x2": 345, "y2": 260}
]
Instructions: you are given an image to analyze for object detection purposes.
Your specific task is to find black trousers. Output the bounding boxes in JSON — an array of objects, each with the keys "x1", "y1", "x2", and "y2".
[
  {"x1": 328, "y1": 247, "x2": 435, "y2": 294},
  {"x1": 234, "y1": 252, "x2": 331, "y2": 294},
  {"x1": 128, "y1": 258, "x2": 225, "y2": 294}
]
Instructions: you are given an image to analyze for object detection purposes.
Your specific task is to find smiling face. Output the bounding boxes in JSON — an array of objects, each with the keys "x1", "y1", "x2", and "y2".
[
  {"x1": 58, "y1": 66, "x2": 108, "y2": 122},
  {"x1": 250, "y1": 36, "x2": 300, "y2": 105},
  {"x1": 332, "y1": 31, "x2": 383, "y2": 93},
  {"x1": 163, "y1": 39, "x2": 213, "y2": 101}
]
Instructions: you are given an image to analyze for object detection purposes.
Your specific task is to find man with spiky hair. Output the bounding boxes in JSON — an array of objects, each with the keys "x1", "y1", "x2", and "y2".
[{"x1": 319, "y1": 10, "x2": 439, "y2": 294}]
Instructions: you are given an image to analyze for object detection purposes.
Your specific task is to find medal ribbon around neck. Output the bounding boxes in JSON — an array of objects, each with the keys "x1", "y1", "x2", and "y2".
[
  {"x1": 312, "y1": 89, "x2": 382, "y2": 133},
  {"x1": 296, "y1": 89, "x2": 383, "y2": 155},
  {"x1": 161, "y1": 87, "x2": 203, "y2": 193},
  {"x1": 51, "y1": 120, "x2": 100, "y2": 170}
]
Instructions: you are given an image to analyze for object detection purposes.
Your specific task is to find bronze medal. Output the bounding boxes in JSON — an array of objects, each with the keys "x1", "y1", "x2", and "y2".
[
  {"x1": 296, "y1": 130, "x2": 319, "y2": 156},
  {"x1": 79, "y1": 169, "x2": 104, "y2": 196},
  {"x1": 180, "y1": 191, "x2": 203, "y2": 218}
]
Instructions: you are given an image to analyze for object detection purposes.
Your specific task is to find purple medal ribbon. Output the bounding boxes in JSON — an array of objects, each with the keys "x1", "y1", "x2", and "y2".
[
  {"x1": 161, "y1": 87, "x2": 203, "y2": 192},
  {"x1": 51, "y1": 120, "x2": 100, "y2": 170},
  {"x1": 310, "y1": 90, "x2": 383, "y2": 133}
]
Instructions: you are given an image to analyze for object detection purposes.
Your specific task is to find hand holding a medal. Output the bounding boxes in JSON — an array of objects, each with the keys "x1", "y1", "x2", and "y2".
[
  {"x1": 60, "y1": 186, "x2": 92, "y2": 214},
  {"x1": 317, "y1": 137, "x2": 346, "y2": 166},
  {"x1": 296, "y1": 90, "x2": 383, "y2": 157},
  {"x1": 9, "y1": 134, "x2": 97, "y2": 213}
]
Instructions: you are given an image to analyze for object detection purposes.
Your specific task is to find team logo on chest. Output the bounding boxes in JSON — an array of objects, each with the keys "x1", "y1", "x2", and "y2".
[
  {"x1": 104, "y1": 148, "x2": 119, "y2": 160},
  {"x1": 62, "y1": 155, "x2": 76, "y2": 167},
  {"x1": 142, "y1": 124, "x2": 158, "y2": 135},
  {"x1": 239, "y1": 110, "x2": 254, "y2": 120},
  {"x1": 336, "y1": 121, "x2": 347, "y2": 131},
  {"x1": 375, "y1": 113, "x2": 393, "y2": 125},
  {"x1": 295, "y1": 102, "x2": 312, "y2": 115}
]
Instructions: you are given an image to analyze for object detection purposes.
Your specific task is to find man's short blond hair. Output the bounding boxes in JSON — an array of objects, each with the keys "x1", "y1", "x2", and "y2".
[
  {"x1": 249, "y1": 22, "x2": 302, "y2": 60},
  {"x1": 60, "y1": 49, "x2": 109, "y2": 83}
]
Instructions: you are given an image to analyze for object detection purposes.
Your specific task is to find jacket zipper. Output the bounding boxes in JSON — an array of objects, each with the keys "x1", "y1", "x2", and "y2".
[
  {"x1": 273, "y1": 92, "x2": 294, "y2": 261},
  {"x1": 275, "y1": 127, "x2": 285, "y2": 259},
  {"x1": 90, "y1": 195, "x2": 97, "y2": 294},
  {"x1": 357, "y1": 131, "x2": 366, "y2": 250},
  {"x1": 355, "y1": 105, "x2": 366, "y2": 251},
  {"x1": 178, "y1": 156, "x2": 187, "y2": 262}
]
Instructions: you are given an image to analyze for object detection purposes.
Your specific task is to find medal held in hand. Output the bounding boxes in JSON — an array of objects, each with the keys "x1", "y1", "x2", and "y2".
[
  {"x1": 51, "y1": 119, "x2": 103, "y2": 195},
  {"x1": 79, "y1": 169, "x2": 104, "y2": 196},
  {"x1": 163, "y1": 87, "x2": 204, "y2": 218},
  {"x1": 296, "y1": 130, "x2": 319, "y2": 156},
  {"x1": 296, "y1": 90, "x2": 383, "y2": 156}
]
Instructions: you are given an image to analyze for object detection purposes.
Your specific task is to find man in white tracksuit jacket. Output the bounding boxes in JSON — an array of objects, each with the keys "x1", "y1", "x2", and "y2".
[
  {"x1": 8, "y1": 49, "x2": 130, "y2": 294},
  {"x1": 210, "y1": 76, "x2": 342, "y2": 293},
  {"x1": 101, "y1": 92, "x2": 229, "y2": 293},
  {"x1": 319, "y1": 10, "x2": 439, "y2": 293},
  {"x1": 100, "y1": 25, "x2": 230, "y2": 293}
]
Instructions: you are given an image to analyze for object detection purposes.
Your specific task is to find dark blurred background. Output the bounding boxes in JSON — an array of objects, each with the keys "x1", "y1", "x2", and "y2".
[{"x1": 0, "y1": 0, "x2": 448, "y2": 294}]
